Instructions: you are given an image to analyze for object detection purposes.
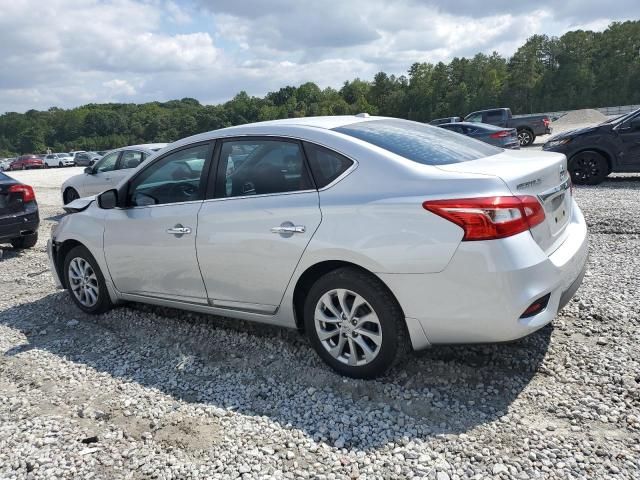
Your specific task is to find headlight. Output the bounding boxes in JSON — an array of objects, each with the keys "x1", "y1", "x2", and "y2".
[{"x1": 543, "y1": 138, "x2": 571, "y2": 149}]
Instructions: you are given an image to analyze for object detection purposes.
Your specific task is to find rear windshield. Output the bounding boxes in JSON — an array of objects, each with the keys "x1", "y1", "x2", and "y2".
[{"x1": 333, "y1": 118, "x2": 501, "y2": 165}]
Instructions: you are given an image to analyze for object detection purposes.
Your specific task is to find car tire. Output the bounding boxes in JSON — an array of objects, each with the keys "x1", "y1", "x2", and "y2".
[
  {"x1": 517, "y1": 129, "x2": 535, "y2": 147},
  {"x1": 63, "y1": 187, "x2": 80, "y2": 204},
  {"x1": 11, "y1": 233, "x2": 38, "y2": 249},
  {"x1": 303, "y1": 267, "x2": 409, "y2": 379},
  {"x1": 63, "y1": 245, "x2": 113, "y2": 314},
  {"x1": 58, "y1": 161, "x2": 63, "y2": 167},
  {"x1": 569, "y1": 151, "x2": 609, "y2": 185}
]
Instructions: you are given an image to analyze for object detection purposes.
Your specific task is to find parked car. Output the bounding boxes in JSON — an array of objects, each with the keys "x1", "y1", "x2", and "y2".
[
  {"x1": 48, "y1": 116, "x2": 588, "y2": 378},
  {"x1": 9, "y1": 154, "x2": 44, "y2": 170},
  {"x1": 0, "y1": 158, "x2": 13, "y2": 171},
  {"x1": 438, "y1": 122, "x2": 520, "y2": 149},
  {"x1": 44, "y1": 153, "x2": 75, "y2": 168},
  {"x1": 61, "y1": 144, "x2": 168, "y2": 203},
  {"x1": 0, "y1": 172, "x2": 39, "y2": 248},
  {"x1": 542, "y1": 107, "x2": 640, "y2": 185},
  {"x1": 429, "y1": 116, "x2": 462, "y2": 126},
  {"x1": 69, "y1": 151, "x2": 86, "y2": 161},
  {"x1": 74, "y1": 152, "x2": 101, "y2": 166},
  {"x1": 464, "y1": 108, "x2": 552, "y2": 147}
]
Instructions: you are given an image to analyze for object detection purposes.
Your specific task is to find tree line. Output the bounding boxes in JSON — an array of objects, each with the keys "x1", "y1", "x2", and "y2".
[{"x1": 1, "y1": 21, "x2": 638, "y2": 156}]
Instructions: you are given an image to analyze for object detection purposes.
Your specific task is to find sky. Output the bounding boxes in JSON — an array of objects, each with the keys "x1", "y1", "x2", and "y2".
[{"x1": 1, "y1": 0, "x2": 639, "y2": 113}]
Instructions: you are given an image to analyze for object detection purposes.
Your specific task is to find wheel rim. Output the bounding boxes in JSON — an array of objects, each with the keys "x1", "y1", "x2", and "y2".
[
  {"x1": 68, "y1": 257, "x2": 99, "y2": 308},
  {"x1": 572, "y1": 155, "x2": 603, "y2": 182},
  {"x1": 518, "y1": 131, "x2": 531, "y2": 146},
  {"x1": 314, "y1": 289, "x2": 382, "y2": 366}
]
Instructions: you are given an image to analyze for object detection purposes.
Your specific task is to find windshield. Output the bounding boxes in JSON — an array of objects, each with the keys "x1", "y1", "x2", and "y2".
[{"x1": 333, "y1": 118, "x2": 501, "y2": 165}]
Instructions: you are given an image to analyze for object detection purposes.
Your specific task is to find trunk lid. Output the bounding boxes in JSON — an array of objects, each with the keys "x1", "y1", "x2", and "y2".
[{"x1": 437, "y1": 150, "x2": 572, "y2": 254}]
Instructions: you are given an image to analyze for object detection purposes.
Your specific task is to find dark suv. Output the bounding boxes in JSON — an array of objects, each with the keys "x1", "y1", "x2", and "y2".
[{"x1": 543, "y1": 108, "x2": 640, "y2": 185}]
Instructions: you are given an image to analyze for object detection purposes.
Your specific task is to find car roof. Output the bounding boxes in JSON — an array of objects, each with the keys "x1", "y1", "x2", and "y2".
[
  {"x1": 168, "y1": 115, "x2": 406, "y2": 149},
  {"x1": 106, "y1": 143, "x2": 169, "y2": 154}
]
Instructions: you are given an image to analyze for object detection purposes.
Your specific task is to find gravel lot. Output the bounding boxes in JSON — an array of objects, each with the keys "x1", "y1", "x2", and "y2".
[{"x1": 1, "y1": 167, "x2": 639, "y2": 479}]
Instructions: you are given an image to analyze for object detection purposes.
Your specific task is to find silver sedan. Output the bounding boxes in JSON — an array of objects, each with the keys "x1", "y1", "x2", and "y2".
[{"x1": 48, "y1": 116, "x2": 588, "y2": 378}]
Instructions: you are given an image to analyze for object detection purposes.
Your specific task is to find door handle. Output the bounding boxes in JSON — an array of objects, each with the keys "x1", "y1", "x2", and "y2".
[
  {"x1": 167, "y1": 224, "x2": 192, "y2": 236},
  {"x1": 271, "y1": 223, "x2": 306, "y2": 235}
]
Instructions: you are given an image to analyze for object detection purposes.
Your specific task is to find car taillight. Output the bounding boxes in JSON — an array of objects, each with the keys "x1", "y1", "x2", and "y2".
[
  {"x1": 489, "y1": 130, "x2": 511, "y2": 138},
  {"x1": 543, "y1": 118, "x2": 550, "y2": 127},
  {"x1": 422, "y1": 196, "x2": 545, "y2": 241},
  {"x1": 8, "y1": 184, "x2": 36, "y2": 202}
]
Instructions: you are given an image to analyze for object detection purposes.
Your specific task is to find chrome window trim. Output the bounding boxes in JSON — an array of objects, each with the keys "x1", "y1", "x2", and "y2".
[{"x1": 201, "y1": 189, "x2": 317, "y2": 204}]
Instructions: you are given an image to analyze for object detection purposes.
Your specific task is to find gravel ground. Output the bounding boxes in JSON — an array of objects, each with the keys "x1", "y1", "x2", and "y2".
[{"x1": 1, "y1": 168, "x2": 639, "y2": 479}]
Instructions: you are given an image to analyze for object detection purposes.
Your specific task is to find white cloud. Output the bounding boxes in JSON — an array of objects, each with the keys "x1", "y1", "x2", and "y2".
[{"x1": 0, "y1": 0, "x2": 638, "y2": 112}]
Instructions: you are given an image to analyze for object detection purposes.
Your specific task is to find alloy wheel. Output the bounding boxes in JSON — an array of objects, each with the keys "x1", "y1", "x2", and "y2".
[
  {"x1": 314, "y1": 288, "x2": 382, "y2": 366},
  {"x1": 68, "y1": 257, "x2": 99, "y2": 308},
  {"x1": 518, "y1": 131, "x2": 531, "y2": 146}
]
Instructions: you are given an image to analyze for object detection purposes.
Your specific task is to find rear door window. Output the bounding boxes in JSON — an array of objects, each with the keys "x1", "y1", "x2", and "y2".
[
  {"x1": 119, "y1": 150, "x2": 144, "y2": 170},
  {"x1": 334, "y1": 119, "x2": 501, "y2": 166},
  {"x1": 215, "y1": 139, "x2": 313, "y2": 198}
]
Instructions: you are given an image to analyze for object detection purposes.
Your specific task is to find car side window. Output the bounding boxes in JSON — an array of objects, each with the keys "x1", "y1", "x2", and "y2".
[
  {"x1": 215, "y1": 139, "x2": 313, "y2": 198},
  {"x1": 119, "y1": 150, "x2": 144, "y2": 170},
  {"x1": 484, "y1": 111, "x2": 503, "y2": 123},
  {"x1": 466, "y1": 113, "x2": 482, "y2": 123},
  {"x1": 95, "y1": 152, "x2": 119, "y2": 173},
  {"x1": 128, "y1": 144, "x2": 209, "y2": 207},
  {"x1": 303, "y1": 142, "x2": 354, "y2": 188}
]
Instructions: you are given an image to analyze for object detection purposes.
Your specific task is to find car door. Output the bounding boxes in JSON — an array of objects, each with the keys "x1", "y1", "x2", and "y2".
[
  {"x1": 78, "y1": 151, "x2": 121, "y2": 196},
  {"x1": 617, "y1": 114, "x2": 640, "y2": 167},
  {"x1": 103, "y1": 142, "x2": 212, "y2": 302},
  {"x1": 196, "y1": 137, "x2": 322, "y2": 313}
]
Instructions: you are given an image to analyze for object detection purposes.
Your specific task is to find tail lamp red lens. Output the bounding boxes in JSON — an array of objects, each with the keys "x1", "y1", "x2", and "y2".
[
  {"x1": 423, "y1": 196, "x2": 545, "y2": 241},
  {"x1": 8, "y1": 184, "x2": 36, "y2": 202},
  {"x1": 489, "y1": 130, "x2": 511, "y2": 138},
  {"x1": 543, "y1": 118, "x2": 550, "y2": 127}
]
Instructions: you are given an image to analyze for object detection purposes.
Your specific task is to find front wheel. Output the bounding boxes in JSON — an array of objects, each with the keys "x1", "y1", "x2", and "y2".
[
  {"x1": 64, "y1": 245, "x2": 113, "y2": 314},
  {"x1": 569, "y1": 151, "x2": 609, "y2": 185},
  {"x1": 304, "y1": 267, "x2": 408, "y2": 379},
  {"x1": 63, "y1": 187, "x2": 80, "y2": 204},
  {"x1": 517, "y1": 129, "x2": 535, "y2": 147}
]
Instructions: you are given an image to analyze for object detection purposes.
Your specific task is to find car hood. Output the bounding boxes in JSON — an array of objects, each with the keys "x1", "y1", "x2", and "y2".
[
  {"x1": 63, "y1": 196, "x2": 95, "y2": 213},
  {"x1": 546, "y1": 125, "x2": 599, "y2": 141}
]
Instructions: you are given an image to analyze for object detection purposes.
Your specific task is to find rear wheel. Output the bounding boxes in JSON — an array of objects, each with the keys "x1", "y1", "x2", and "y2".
[
  {"x1": 569, "y1": 151, "x2": 609, "y2": 185},
  {"x1": 517, "y1": 129, "x2": 535, "y2": 147},
  {"x1": 64, "y1": 245, "x2": 113, "y2": 314},
  {"x1": 11, "y1": 233, "x2": 38, "y2": 249},
  {"x1": 304, "y1": 267, "x2": 408, "y2": 379},
  {"x1": 58, "y1": 161, "x2": 63, "y2": 167},
  {"x1": 64, "y1": 187, "x2": 80, "y2": 204}
]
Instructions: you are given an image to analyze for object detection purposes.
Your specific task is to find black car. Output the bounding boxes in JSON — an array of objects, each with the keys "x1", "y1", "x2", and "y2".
[
  {"x1": 465, "y1": 108, "x2": 552, "y2": 147},
  {"x1": 0, "y1": 172, "x2": 39, "y2": 248},
  {"x1": 543, "y1": 108, "x2": 640, "y2": 185}
]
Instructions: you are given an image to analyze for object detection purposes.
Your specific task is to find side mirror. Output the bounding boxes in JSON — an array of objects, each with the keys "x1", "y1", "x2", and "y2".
[
  {"x1": 84, "y1": 167, "x2": 94, "y2": 174},
  {"x1": 97, "y1": 189, "x2": 118, "y2": 209}
]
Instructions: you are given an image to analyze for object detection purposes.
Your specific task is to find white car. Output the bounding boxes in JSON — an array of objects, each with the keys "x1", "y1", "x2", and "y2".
[
  {"x1": 48, "y1": 116, "x2": 588, "y2": 378},
  {"x1": 61, "y1": 144, "x2": 167, "y2": 204},
  {"x1": 44, "y1": 153, "x2": 75, "y2": 168}
]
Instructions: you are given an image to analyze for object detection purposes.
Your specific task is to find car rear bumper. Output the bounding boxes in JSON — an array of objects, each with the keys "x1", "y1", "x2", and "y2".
[
  {"x1": 380, "y1": 200, "x2": 588, "y2": 348},
  {"x1": 0, "y1": 210, "x2": 39, "y2": 243}
]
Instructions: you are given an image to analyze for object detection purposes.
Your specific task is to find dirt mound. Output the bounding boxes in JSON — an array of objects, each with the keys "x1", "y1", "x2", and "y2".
[{"x1": 553, "y1": 109, "x2": 607, "y2": 128}]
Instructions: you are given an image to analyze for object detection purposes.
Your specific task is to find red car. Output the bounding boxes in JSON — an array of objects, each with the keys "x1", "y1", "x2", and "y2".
[{"x1": 10, "y1": 155, "x2": 44, "y2": 170}]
